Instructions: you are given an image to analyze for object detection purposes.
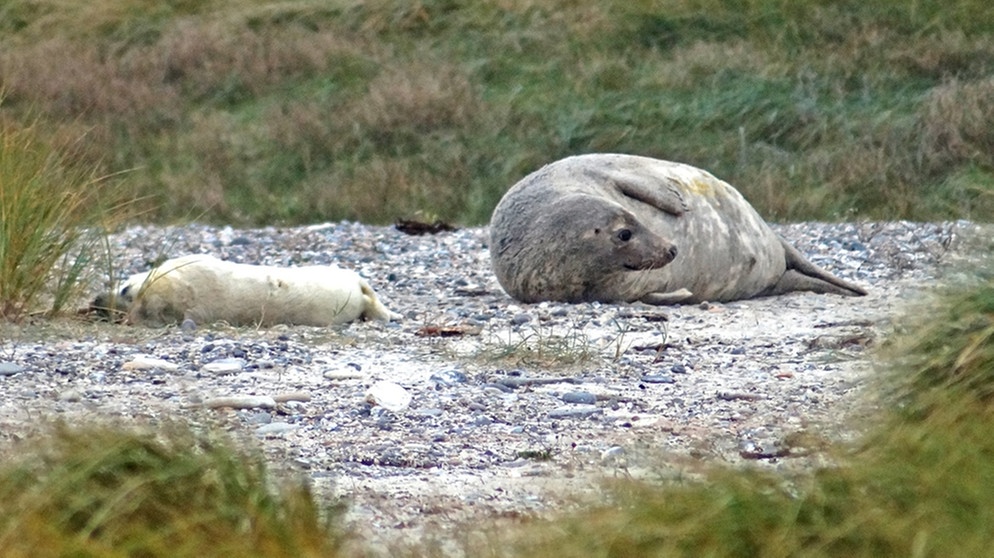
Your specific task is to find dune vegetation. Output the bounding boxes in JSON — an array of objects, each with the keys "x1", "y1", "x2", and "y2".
[{"x1": 1, "y1": 0, "x2": 993, "y2": 226}]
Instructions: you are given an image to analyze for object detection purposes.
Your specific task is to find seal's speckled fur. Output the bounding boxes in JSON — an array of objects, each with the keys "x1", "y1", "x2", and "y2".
[{"x1": 490, "y1": 154, "x2": 867, "y2": 304}]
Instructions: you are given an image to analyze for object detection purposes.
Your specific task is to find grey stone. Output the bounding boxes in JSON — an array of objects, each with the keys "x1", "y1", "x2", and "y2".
[
  {"x1": 547, "y1": 405, "x2": 602, "y2": 419},
  {"x1": 560, "y1": 391, "x2": 597, "y2": 405},
  {"x1": 0, "y1": 362, "x2": 25, "y2": 376}
]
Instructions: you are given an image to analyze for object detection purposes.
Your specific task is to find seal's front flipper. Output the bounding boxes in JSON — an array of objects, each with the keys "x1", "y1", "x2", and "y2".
[
  {"x1": 616, "y1": 176, "x2": 688, "y2": 216},
  {"x1": 588, "y1": 167, "x2": 688, "y2": 216},
  {"x1": 641, "y1": 288, "x2": 694, "y2": 305}
]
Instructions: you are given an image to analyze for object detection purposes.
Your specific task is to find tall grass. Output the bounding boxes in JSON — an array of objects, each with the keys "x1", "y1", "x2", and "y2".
[
  {"x1": 0, "y1": 117, "x2": 130, "y2": 321},
  {"x1": 1, "y1": 0, "x2": 993, "y2": 225},
  {"x1": 0, "y1": 423, "x2": 345, "y2": 557}
]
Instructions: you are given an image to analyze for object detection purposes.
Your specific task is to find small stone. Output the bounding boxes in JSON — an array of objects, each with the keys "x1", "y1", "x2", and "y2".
[
  {"x1": 471, "y1": 415, "x2": 493, "y2": 426},
  {"x1": 255, "y1": 422, "x2": 299, "y2": 436},
  {"x1": 510, "y1": 313, "x2": 532, "y2": 326},
  {"x1": 560, "y1": 391, "x2": 597, "y2": 405},
  {"x1": 365, "y1": 381, "x2": 412, "y2": 412},
  {"x1": 640, "y1": 373, "x2": 676, "y2": 384},
  {"x1": 430, "y1": 369, "x2": 468, "y2": 387},
  {"x1": 547, "y1": 405, "x2": 603, "y2": 419},
  {"x1": 324, "y1": 369, "x2": 367, "y2": 381},
  {"x1": 122, "y1": 356, "x2": 180, "y2": 372},
  {"x1": 202, "y1": 358, "x2": 245, "y2": 375},
  {"x1": 482, "y1": 382, "x2": 513, "y2": 393},
  {"x1": 241, "y1": 411, "x2": 273, "y2": 425},
  {"x1": 670, "y1": 364, "x2": 688, "y2": 374},
  {"x1": 58, "y1": 389, "x2": 82, "y2": 402},
  {"x1": 0, "y1": 362, "x2": 25, "y2": 376},
  {"x1": 273, "y1": 391, "x2": 311, "y2": 403},
  {"x1": 180, "y1": 318, "x2": 197, "y2": 331},
  {"x1": 204, "y1": 395, "x2": 277, "y2": 409}
]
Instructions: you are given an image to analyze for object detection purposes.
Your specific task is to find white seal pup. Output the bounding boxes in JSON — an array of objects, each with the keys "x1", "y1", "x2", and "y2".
[
  {"x1": 489, "y1": 153, "x2": 867, "y2": 304},
  {"x1": 92, "y1": 254, "x2": 400, "y2": 327}
]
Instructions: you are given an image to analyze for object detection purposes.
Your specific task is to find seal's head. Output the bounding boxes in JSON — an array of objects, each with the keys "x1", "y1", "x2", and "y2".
[
  {"x1": 566, "y1": 196, "x2": 677, "y2": 273},
  {"x1": 492, "y1": 194, "x2": 677, "y2": 303}
]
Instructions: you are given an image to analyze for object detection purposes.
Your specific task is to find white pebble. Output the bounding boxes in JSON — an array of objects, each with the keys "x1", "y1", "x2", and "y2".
[
  {"x1": 122, "y1": 356, "x2": 179, "y2": 372},
  {"x1": 365, "y1": 381, "x2": 412, "y2": 412},
  {"x1": 202, "y1": 358, "x2": 246, "y2": 375}
]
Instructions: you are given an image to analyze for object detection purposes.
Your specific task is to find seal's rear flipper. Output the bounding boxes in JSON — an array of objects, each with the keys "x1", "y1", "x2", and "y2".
[
  {"x1": 774, "y1": 239, "x2": 868, "y2": 297},
  {"x1": 641, "y1": 288, "x2": 694, "y2": 305}
]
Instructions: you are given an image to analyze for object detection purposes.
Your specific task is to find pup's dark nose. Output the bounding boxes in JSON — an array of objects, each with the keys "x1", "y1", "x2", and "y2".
[{"x1": 668, "y1": 245, "x2": 678, "y2": 260}]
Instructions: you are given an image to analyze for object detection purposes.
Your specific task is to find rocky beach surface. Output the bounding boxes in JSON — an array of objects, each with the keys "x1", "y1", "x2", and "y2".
[{"x1": 0, "y1": 219, "x2": 988, "y2": 551}]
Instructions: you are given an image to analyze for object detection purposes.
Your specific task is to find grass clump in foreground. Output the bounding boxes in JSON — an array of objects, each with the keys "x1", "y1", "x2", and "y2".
[
  {"x1": 0, "y1": 117, "x2": 130, "y2": 321},
  {"x1": 0, "y1": 423, "x2": 345, "y2": 557},
  {"x1": 464, "y1": 271, "x2": 994, "y2": 557}
]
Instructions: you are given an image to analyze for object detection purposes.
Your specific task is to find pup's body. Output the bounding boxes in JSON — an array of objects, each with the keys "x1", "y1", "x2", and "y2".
[{"x1": 93, "y1": 254, "x2": 400, "y2": 327}]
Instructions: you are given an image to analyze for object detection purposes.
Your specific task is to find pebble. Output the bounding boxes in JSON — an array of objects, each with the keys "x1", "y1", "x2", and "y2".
[
  {"x1": 560, "y1": 391, "x2": 597, "y2": 405},
  {"x1": 57, "y1": 389, "x2": 82, "y2": 402},
  {"x1": 324, "y1": 369, "x2": 367, "y2": 381},
  {"x1": 274, "y1": 391, "x2": 312, "y2": 403},
  {"x1": 255, "y1": 422, "x2": 299, "y2": 436},
  {"x1": 122, "y1": 356, "x2": 179, "y2": 372},
  {"x1": 241, "y1": 411, "x2": 273, "y2": 425},
  {"x1": 641, "y1": 374, "x2": 676, "y2": 384},
  {"x1": 510, "y1": 313, "x2": 532, "y2": 326},
  {"x1": 430, "y1": 369, "x2": 468, "y2": 387},
  {"x1": 365, "y1": 381, "x2": 413, "y2": 412},
  {"x1": 203, "y1": 395, "x2": 277, "y2": 409},
  {"x1": 547, "y1": 405, "x2": 603, "y2": 419},
  {"x1": 0, "y1": 362, "x2": 25, "y2": 376},
  {"x1": 202, "y1": 358, "x2": 246, "y2": 375}
]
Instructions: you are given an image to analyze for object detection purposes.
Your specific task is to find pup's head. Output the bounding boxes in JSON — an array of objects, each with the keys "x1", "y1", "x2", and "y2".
[{"x1": 88, "y1": 271, "x2": 148, "y2": 322}]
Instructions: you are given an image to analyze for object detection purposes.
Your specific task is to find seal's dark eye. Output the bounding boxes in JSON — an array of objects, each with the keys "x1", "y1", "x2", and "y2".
[{"x1": 616, "y1": 229, "x2": 632, "y2": 242}]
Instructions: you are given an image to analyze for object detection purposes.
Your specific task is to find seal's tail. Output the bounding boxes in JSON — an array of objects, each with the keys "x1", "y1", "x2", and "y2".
[{"x1": 773, "y1": 238, "x2": 868, "y2": 297}]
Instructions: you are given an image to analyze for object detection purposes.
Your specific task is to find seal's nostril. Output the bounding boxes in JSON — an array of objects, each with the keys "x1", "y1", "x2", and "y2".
[{"x1": 669, "y1": 245, "x2": 678, "y2": 258}]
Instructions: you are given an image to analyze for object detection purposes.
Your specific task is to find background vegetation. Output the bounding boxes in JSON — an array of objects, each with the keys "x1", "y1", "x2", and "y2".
[{"x1": 1, "y1": 0, "x2": 993, "y2": 226}]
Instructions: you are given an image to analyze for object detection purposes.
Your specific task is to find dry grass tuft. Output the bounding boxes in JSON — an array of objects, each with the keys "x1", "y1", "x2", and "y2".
[{"x1": 0, "y1": 117, "x2": 131, "y2": 321}]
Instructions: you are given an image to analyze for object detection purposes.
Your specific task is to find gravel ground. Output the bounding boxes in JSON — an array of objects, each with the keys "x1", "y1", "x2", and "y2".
[{"x1": 0, "y1": 219, "x2": 989, "y2": 551}]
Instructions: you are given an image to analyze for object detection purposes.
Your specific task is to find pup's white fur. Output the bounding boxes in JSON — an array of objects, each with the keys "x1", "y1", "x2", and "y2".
[{"x1": 115, "y1": 254, "x2": 400, "y2": 327}]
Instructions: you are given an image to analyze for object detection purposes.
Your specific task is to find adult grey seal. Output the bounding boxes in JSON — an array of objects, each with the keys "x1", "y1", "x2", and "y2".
[
  {"x1": 489, "y1": 153, "x2": 867, "y2": 304},
  {"x1": 91, "y1": 254, "x2": 401, "y2": 327}
]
